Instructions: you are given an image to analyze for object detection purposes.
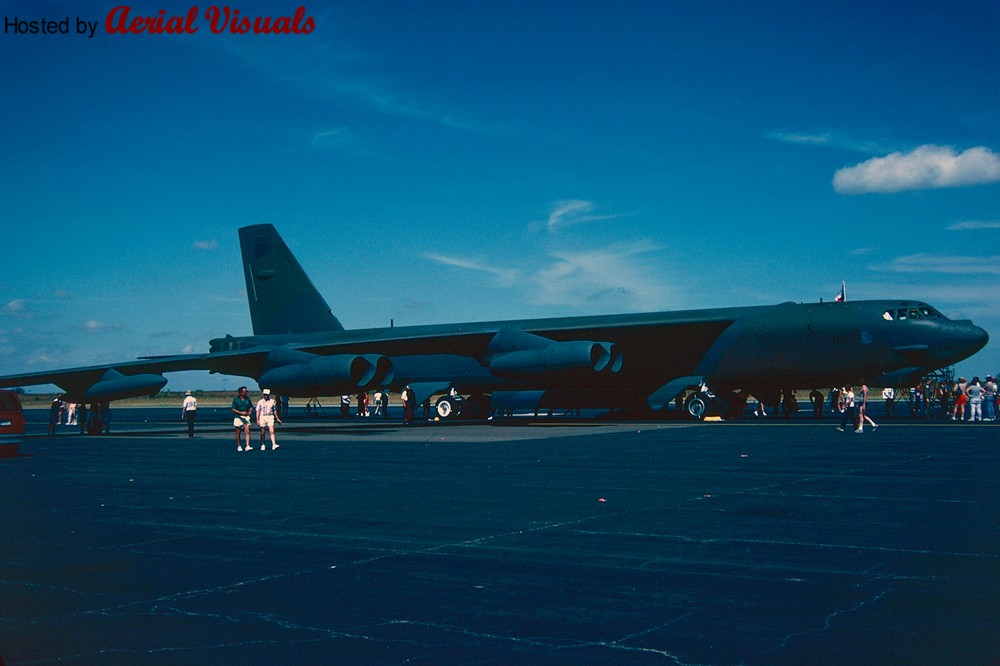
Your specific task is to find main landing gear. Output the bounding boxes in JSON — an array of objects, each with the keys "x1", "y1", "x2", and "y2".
[{"x1": 433, "y1": 393, "x2": 490, "y2": 420}]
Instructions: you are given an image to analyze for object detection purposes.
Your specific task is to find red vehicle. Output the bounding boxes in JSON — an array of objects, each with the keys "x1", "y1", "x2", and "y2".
[{"x1": 0, "y1": 389, "x2": 25, "y2": 457}]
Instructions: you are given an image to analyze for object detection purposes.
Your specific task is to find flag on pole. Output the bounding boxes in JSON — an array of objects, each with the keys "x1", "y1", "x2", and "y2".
[{"x1": 834, "y1": 281, "x2": 846, "y2": 302}]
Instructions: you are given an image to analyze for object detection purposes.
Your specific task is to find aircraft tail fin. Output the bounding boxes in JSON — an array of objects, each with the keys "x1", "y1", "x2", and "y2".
[{"x1": 239, "y1": 224, "x2": 346, "y2": 335}]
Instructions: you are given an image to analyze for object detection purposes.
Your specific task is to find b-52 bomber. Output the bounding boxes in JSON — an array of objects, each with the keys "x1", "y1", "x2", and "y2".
[{"x1": 0, "y1": 224, "x2": 988, "y2": 419}]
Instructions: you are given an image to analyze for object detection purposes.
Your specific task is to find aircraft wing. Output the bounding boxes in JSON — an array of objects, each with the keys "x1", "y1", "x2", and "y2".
[{"x1": 0, "y1": 349, "x2": 272, "y2": 403}]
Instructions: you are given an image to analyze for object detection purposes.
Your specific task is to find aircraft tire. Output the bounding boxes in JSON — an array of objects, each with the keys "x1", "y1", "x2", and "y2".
[
  {"x1": 683, "y1": 393, "x2": 711, "y2": 420},
  {"x1": 434, "y1": 395, "x2": 462, "y2": 420}
]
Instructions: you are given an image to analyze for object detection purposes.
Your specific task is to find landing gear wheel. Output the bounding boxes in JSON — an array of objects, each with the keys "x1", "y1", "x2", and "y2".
[
  {"x1": 683, "y1": 393, "x2": 710, "y2": 420},
  {"x1": 434, "y1": 395, "x2": 463, "y2": 420}
]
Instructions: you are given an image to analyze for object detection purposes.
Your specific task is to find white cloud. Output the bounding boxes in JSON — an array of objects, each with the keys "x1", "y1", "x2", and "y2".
[
  {"x1": 422, "y1": 253, "x2": 520, "y2": 286},
  {"x1": 946, "y1": 219, "x2": 1000, "y2": 231},
  {"x1": 766, "y1": 130, "x2": 883, "y2": 153},
  {"x1": 193, "y1": 239, "x2": 218, "y2": 250},
  {"x1": 310, "y1": 126, "x2": 354, "y2": 148},
  {"x1": 875, "y1": 253, "x2": 1000, "y2": 275},
  {"x1": 834, "y1": 145, "x2": 1000, "y2": 194},
  {"x1": 0, "y1": 300, "x2": 29, "y2": 315},
  {"x1": 768, "y1": 131, "x2": 832, "y2": 146},
  {"x1": 529, "y1": 241, "x2": 672, "y2": 311},
  {"x1": 544, "y1": 199, "x2": 623, "y2": 233},
  {"x1": 81, "y1": 320, "x2": 124, "y2": 332}
]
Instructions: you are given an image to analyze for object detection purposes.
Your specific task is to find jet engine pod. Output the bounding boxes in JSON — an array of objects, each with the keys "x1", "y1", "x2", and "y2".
[
  {"x1": 258, "y1": 352, "x2": 393, "y2": 396},
  {"x1": 83, "y1": 369, "x2": 167, "y2": 401},
  {"x1": 489, "y1": 340, "x2": 621, "y2": 379},
  {"x1": 361, "y1": 354, "x2": 394, "y2": 388}
]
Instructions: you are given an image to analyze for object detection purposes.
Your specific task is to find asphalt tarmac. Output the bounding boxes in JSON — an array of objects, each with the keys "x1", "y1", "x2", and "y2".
[{"x1": 2, "y1": 409, "x2": 999, "y2": 664}]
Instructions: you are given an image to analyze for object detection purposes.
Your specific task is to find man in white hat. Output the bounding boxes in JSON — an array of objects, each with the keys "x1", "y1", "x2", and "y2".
[
  {"x1": 181, "y1": 390, "x2": 198, "y2": 438},
  {"x1": 255, "y1": 388, "x2": 282, "y2": 450}
]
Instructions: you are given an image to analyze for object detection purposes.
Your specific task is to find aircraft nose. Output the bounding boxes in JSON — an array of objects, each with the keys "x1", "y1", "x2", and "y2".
[
  {"x1": 945, "y1": 321, "x2": 989, "y2": 362},
  {"x1": 970, "y1": 323, "x2": 989, "y2": 353}
]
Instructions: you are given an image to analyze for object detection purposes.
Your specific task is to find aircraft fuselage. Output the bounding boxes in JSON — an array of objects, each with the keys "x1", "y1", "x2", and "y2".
[{"x1": 209, "y1": 298, "x2": 988, "y2": 404}]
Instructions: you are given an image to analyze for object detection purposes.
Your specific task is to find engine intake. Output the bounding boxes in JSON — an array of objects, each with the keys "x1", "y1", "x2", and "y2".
[
  {"x1": 257, "y1": 349, "x2": 393, "y2": 396},
  {"x1": 489, "y1": 340, "x2": 621, "y2": 379}
]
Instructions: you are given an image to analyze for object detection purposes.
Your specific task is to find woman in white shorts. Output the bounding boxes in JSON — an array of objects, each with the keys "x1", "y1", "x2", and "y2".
[{"x1": 256, "y1": 389, "x2": 283, "y2": 450}]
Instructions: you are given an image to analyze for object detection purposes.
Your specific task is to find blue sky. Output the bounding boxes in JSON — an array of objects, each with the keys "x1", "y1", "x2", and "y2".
[{"x1": 2, "y1": 0, "x2": 998, "y2": 391}]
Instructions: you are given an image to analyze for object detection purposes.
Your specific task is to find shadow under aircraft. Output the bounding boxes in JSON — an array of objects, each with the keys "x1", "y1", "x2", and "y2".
[{"x1": 0, "y1": 224, "x2": 988, "y2": 419}]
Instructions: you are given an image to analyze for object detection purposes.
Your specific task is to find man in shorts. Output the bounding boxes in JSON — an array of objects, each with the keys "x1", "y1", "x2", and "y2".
[
  {"x1": 231, "y1": 386, "x2": 253, "y2": 452},
  {"x1": 256, "y1": 388, "x2": 282, "y2": 450}
]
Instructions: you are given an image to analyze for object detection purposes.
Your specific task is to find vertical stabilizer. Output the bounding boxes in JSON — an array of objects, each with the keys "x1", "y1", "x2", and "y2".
[{"x1": 239, "y1": 224, "x2": 346, "y2": 335}]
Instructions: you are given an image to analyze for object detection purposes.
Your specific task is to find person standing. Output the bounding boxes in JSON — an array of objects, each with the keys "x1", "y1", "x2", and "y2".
[
  {"x1": 951, "y1": 378, "x2": 968, "y2": 421},
  {"x1": 401, "y1": 386, "x2": 415, "y2": 425},
  {"x1": 101, "y1": 402, "x2": 112, "y2": 434},
  {"x1": 181, "y1": 390, "x2": 198, "y2": 438},
  {"x1": 256, "y1": 388, "x2": 282, "y2": 450},
  {"x1": 882, "y1": 387, "x2": 895, "y2": 419},
  {"x1": 231, "y1": 386, "x2": 254, "y2": 452},
  {"x1": 78, "y1": 403, "x2": 89, "y2": 435},
  {"x1": 48, "y1": 395, "x2": 63, "y2": 435},
  {"x1": 837, "y1": 386, "x2": 856, "y2": 432},
  {"x1": 965, "y1": 377, "x2": 984, "y2": 422},
  {"x1": 809, "y1": 389, "x2": 824, "y2": 419},
  {"x1": 983, "y1": 376, "x2": 996, "y2": 422}
]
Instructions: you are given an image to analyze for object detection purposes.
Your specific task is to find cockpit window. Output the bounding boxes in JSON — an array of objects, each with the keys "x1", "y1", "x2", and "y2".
[
  {"x1": 919, "y1": 306, "x2": 942, "y2": 319},
  {"x1": 884, "y1": 304, "x2": 947, "y2": 322}
]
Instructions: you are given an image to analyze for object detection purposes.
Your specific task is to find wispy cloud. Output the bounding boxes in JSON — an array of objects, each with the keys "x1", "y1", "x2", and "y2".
[
  {"x1": 529, "y1": 241, "x2": 672, "y2": 310},
  {"x1": 309, "y1": 126, "x2": 355, "y2": 148},
  {"x1": 946, "y1": 219, "x2": 1000, "y2": 231},
  {"x1": 80, "y1": 320, "x2": 125, "y2": 332},
  {"x1": 874, "y1": 253, "x2": 1000, "y2": 275},
  {"x1": 542, "y1": 199, "x2": 624, "y2": 233},
  {"x1": 834, "y1": 145, "x2": 1000, "y2": 194},
  {"x1": 0, "y1": 300, "x2": 34, "y2": 318},
  {"x1": 193, "y1": 239, "x2": 218, "y2": 250},
  {"x1": 423, "y1": 253, "x2": 520, "y2": 286},
  {"x1": 769, "y1": 131, "x2": 832, "y2": 146},
  {"x1": 26, "y1": 355, "x2": 54, "y2": 367},
  {"x1": 205, "y1": 23, "x2": 494, "y2": 135},
  {"x1": 766, "y1": 130, "x2": 883, "y2": 153}
]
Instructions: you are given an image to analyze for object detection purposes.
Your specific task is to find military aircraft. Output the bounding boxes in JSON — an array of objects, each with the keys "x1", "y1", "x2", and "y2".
[{"x1": 0, "y1": 224, "x2": 988, "y2": 419}]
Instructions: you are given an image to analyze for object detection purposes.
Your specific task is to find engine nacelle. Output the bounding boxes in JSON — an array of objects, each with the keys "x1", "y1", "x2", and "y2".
[
  {"x1": 257, "y1": 350, "x2": 393, "y2": 396},
  {"x1": 83, "y1": 369, "x2": 167, "y2": 401},
  {"x1": 489, "y1": 340, "x2": 621, "y2": 379}
]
